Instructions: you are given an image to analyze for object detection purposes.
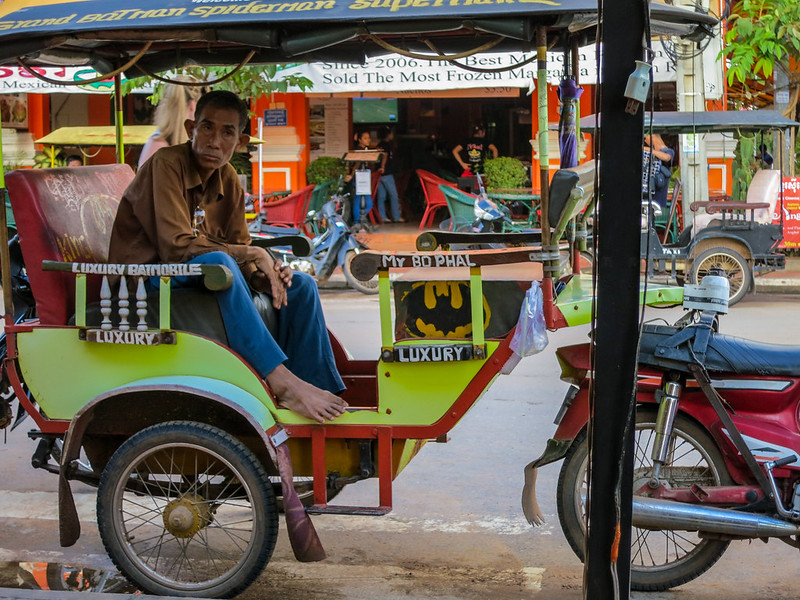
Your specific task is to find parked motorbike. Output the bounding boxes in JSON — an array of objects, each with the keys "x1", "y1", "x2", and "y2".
[
  {"x1": 250, "y1": 194, "x2": 379, "y2": 295},
  {"x1": 524, "y1": 270, "x2": 800, "y2": 591}
]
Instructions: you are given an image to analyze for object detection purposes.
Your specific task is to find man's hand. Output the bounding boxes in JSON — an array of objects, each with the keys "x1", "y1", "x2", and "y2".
[{"x1": 248, "y1": 246, "x2": 288, "y2": 309}]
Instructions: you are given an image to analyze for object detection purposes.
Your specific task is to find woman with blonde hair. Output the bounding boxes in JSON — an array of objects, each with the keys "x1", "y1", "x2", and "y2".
[{"x1": 138, "y1": 77, "x2": 203, "y2": 167}]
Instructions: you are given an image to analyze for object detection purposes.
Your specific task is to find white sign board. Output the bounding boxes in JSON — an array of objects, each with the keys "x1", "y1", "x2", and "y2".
[
  {"x1": 354, "y1": 170, "x2": 372, "y2": 196},
  {"x1": 278, "y1": 46, "x2": 677, "y2": 94}
]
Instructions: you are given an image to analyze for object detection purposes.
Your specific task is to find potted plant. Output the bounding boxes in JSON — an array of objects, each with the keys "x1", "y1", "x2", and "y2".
[
  {"x1": 483, "y1": 156, "x2": 528, "y2": 190},
  {"x1": 306, "y1": 156, "x2": 347, "y2": 186}
]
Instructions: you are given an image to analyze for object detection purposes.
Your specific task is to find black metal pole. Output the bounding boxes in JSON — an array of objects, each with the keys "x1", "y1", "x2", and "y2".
[{"x1": 584, "y1": 0, "x2": 646, "y2": 597}]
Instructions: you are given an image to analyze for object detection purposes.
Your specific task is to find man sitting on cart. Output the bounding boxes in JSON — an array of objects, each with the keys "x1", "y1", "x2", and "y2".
[{"x1": 108, "y1": 90, "x2": 347, "y2": 424}]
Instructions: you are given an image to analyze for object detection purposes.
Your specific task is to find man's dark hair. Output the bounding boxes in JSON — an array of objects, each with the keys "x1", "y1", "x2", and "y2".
[
  {"x1": 378, "y1": 126, "x2": 392, "y2": 140},
  {"x1": 195, "y1": 90, "x2": 249, "y2": 132}
]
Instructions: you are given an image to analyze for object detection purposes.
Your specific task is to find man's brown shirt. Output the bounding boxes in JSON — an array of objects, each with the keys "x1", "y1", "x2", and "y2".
[{"x1": 109, "y1": 142, "x2": 256, "y2": 279}]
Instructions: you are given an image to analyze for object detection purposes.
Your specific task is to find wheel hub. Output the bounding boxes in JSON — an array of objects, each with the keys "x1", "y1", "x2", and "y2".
[{"x1": 162, "y1": 495, "x2": 212, "y2": 538}]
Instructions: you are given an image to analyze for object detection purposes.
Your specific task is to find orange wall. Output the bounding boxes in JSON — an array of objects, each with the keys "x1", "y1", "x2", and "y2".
[
  {"x1": 26, "y1": 94, "x2": 49, "y2": 142},
  {"x1": 251, "y1": 92, "x2": 310, "y2": 194},
  {"x1": 87, "y1": 94, "x2": 116, "y2": 165}
]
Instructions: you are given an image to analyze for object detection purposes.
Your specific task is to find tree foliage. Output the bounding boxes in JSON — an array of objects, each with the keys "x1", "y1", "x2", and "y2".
[
  {"x1": 721, "y1": 0, "x2": 800, "y2": 92},
  {"x1": 121, "y1": 64, "x2": 313, "y2": 105}
]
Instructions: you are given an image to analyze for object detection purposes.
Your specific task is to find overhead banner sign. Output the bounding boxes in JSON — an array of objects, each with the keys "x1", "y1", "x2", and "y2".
[
  {"x1": 0, "y1": 66, "x2": 150, "y2": 94},
  {"x1": 0, "y1": 48, "x2": 677, "y2": 95},
  {"x1": 278, "y1": 46, "x2": 677, "y2": 93}
]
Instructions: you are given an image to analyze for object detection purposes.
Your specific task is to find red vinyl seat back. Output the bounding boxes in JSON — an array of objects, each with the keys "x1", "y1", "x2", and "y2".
[
  {"x1": 5, "y1": 165, "x2": 134, "y2": 325},
  {"x1": 417, "y1": 169, "x2": 457, "y2": 230},
  {"x1": 262, "y1": 184, "x2": 315, "y2": 229}
]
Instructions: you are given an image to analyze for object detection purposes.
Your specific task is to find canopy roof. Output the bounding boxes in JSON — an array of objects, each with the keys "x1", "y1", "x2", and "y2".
[
  {"x1": 0, "y1": 0, "x2": 717, "y2": 73},
  {"x1": 579, "y1": 110, "x2": 800, "y2": 134},
  {"x1": 35, "y1": 125, "x2": 266, "y2": 146}
]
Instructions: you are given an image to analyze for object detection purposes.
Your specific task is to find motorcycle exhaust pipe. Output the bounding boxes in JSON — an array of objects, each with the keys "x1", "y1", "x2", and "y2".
[{"x1": 632, "y1": 497, "x2": 800, "y2": 539}]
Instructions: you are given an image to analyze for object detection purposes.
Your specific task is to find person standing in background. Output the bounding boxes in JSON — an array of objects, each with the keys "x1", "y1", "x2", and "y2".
[
  {"x1": 375, "y1": 126, "x2": 404, "y2": 223},
  {"x1": 452, "y1": 124, "x2": 498, "y2": 176},
  {"x1": 642, "y1": 133, "x2": 674, "y2": 208},
  {"x1": 347, "y1": 130, "x2": 373, "y2": 224},
  {"x1": 138, "y1": 76, "x2": 203, "y2": 167}
]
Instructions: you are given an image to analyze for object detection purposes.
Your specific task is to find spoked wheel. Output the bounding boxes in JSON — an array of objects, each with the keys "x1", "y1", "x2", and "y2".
[
  {"x1": 556, "y1": 408, "x2": 732, "y2": 591},
  {"x1": 689, "y1": 246, "x2": 752, "y2": 306},
  {"x1": 343, "y1": 249, "x2": 379, "y2": 294},
  {"x1": 97, "y1": 421, "x2": 278, "y2": 599}
]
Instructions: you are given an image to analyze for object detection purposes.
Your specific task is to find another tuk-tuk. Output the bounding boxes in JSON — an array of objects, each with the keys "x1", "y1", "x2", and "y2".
[{"x1": 582, "y1": 110, "x2": 800, "y2": 305}]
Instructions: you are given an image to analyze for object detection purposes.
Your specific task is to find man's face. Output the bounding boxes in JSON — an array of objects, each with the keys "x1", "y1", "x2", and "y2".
[{"x1": 185, "y1": 105, "x2": 248, "y2": 175}]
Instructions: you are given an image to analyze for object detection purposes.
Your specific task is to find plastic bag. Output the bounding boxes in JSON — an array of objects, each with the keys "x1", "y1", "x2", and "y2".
[{"x1": 509, "y1": 281, "x2": 549, "y2": 357}]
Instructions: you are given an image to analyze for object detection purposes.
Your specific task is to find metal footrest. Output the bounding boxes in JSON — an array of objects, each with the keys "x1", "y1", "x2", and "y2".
[{"x1": 306, "y1": 504, "x2": 392, "y2": 516}]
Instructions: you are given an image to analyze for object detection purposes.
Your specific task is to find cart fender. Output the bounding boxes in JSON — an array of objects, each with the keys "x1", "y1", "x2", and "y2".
[
  {"x1": 58, "y1": 376, "x2": 279, "y2": 548},
  {"x1": 690, "y1": 233, "x2": 753, "y2": 261},
  {"x1": 337, "y1": 235, "x2": 362, "y2": 266}
]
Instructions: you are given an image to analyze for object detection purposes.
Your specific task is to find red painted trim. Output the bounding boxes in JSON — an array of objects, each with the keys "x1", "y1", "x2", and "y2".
[
  {"x1": 4, "y1": 355, "x2": 69, "y2": 434},
  {"x1": 311, "y1": 427, "x2": 328, "y2": 505},
  {"x1": 377, "y1": 427, "x2": 393, "y2": 509}
]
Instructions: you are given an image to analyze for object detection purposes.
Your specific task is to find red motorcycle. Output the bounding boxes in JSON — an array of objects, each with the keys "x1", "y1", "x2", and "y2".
[{"x1": 524, "y1": 275, "x2": 800, "y2": 591}]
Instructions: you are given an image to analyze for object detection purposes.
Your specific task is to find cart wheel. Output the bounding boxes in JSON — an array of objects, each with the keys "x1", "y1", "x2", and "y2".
[
  {"x1": 689, "y1": 246, "x2": 751, "y2": 306},
  {"x1": 96, "y1": 421, "x2": 277, "y2": 599},
  {"x1": 344, "y1": 250, "x2": 379, "y2": 294}
]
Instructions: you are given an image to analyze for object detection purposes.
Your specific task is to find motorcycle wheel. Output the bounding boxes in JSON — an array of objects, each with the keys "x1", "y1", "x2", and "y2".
[
  {"x1": 689, "y1": 246, "x2": 752, "y2": 306},
  {"x1": 557, "y1": 408, "x2": 732, "y2": 591},
  {"x1": 343, "y1": 250, "x2": 379, "y2": 294},
  {"x1": 97, "y1": 421, "x2": 278, "y2": 599}
]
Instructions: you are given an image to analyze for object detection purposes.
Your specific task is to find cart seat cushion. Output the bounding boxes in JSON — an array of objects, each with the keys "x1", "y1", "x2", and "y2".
[
  {"x1": 746, "y1": 169, "x2": 780, "y2": 224},
  {"x1": 5, "y1": 165, "x2": 134, "y2": 325},
  {"x1": 692, "y1": 169, "x2": 780, "y2": 233}
]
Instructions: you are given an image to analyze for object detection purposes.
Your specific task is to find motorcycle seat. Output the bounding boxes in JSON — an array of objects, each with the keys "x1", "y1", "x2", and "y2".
[{"x1": 639, "y1": 323, "x2": 800, "y2": 377}]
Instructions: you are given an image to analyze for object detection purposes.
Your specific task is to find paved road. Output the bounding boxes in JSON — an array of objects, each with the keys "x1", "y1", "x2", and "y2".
[{"x1": 0, "y1": 290, "x2": 799, "y2": 598}]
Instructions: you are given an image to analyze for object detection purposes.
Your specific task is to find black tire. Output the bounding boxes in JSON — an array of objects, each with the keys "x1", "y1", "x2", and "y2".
[
  {"x1": 97, "y1": 421, "x2": 278, "y2": 599},
  {"x1": 343, "y1": 250, "x2": 379, "y2": 294},
  {"x1": 689, "y1": 246, "x2": 752, "y2": 306},
  {"x1": 556, "y1": 408, "x2": 732, "y2": 591}
]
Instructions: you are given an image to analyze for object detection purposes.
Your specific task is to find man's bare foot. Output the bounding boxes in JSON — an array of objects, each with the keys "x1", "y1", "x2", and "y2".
[{"x1": 266, "y1": 365, "x2": 347, "y2": 423}]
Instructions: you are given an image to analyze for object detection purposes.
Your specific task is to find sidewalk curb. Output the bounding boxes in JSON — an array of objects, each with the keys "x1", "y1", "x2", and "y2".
[{"x1": 755, "y1": 278, "x2": 800, "y2": 295}]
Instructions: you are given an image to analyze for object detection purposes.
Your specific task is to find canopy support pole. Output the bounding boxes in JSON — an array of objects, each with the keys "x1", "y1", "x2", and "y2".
[
  {"x1": 114, "y1": 74, "x2": 124, "y2": 164},
  {"x1": 584, "y1": 0, "x2": 645, "y2": 597},
  {"x1": 536, "y1": 26, "x2": 555, "y2": 326},
  {"x1": 0, "y1": 131, "x2": 12, "y2": 323}
]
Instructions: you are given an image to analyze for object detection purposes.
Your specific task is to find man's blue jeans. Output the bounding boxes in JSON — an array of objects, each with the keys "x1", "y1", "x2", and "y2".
[
  {"x1": 376, "y1": 174, "x2": 401, "y2": 221},
  {"x1": 173, "y1": 252, "x2": 344, "y2": 394}
]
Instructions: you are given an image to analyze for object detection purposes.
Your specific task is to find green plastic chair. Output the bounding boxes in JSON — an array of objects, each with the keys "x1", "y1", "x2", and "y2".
[
  {"x1": 306, "y1": 180, "x2": 334, "y2": 235},
  {"x1": 439, "y1": 184, "x2": 476, "y2": 231},
  {"x1": 653, "y1": 180, "x2": 681, "y2": 244}
]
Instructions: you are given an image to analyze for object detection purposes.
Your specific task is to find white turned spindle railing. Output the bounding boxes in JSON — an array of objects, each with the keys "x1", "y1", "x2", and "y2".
[
  {"x1": 100, "y1": 276, "x2": 112, "y2": 330},
  {"x1": 136, "y1": 278, "x2": 148, "y2": 331},
  {"x1": 118, "y1": 276, "x2": 130, "y2": 331}
]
